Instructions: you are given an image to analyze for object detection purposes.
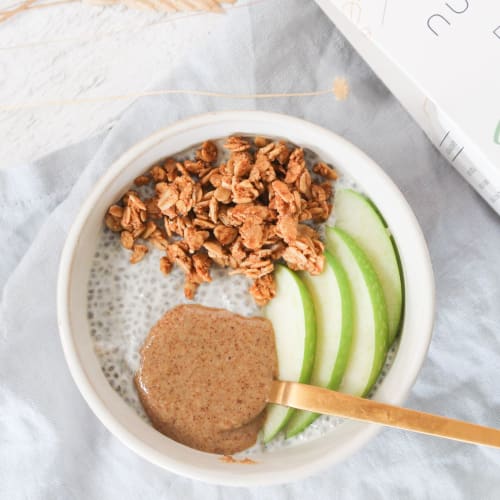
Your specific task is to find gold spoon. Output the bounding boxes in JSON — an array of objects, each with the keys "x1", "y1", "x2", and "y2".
[{"x1": 269, "y1": 381, "x2": 500, "y2": 448}]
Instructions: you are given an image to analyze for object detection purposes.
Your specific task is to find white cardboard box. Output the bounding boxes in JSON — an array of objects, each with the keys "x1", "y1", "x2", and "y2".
[{"x1": 316, "y1": 0, "x2": 500, "y2": 214}]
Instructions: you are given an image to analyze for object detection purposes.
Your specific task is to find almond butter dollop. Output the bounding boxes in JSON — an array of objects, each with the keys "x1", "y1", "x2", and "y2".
[{"x1": 135, "y1": 304, "x2": 277, "y2": 454}]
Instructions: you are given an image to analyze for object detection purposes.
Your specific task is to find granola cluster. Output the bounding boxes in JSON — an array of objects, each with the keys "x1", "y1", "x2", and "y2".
[{"x1": 104, "y1": 136, "x2": 337, "y2": 305}]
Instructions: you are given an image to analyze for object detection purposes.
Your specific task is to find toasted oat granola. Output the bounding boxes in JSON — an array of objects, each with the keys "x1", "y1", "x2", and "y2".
[{"x1": 104, "y1": 136, "x2": 337, "y2": 305}]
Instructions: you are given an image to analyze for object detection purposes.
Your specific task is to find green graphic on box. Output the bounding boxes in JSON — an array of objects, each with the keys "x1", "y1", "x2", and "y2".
[{"x1": 495, "y1": 122, "x2": 500, "y2": 145}]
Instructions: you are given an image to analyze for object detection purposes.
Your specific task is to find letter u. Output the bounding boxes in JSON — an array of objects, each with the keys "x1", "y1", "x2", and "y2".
[{"x1": 445, "y1": 0, "x2": 469, "y2": 14}]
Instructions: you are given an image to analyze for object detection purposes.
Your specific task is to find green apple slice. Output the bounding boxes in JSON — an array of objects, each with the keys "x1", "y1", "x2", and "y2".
[
  {"x1": 326, "y1": 227, "x2": 389, "y2": 396},
  {"x1": 262, "y1": 264, "x2": 317, "y2": 443},
  {"x1": 334, "y1": 189, "x2": 403, "y2": 343},
  {"x1": 285, "y1": 251, "x2": 353, "y2": 438}
]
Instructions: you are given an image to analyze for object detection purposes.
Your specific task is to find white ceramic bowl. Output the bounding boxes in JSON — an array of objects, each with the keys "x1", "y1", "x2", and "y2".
[{"x1": 57, "y1": 111, "x2": 435, "y2": 486}]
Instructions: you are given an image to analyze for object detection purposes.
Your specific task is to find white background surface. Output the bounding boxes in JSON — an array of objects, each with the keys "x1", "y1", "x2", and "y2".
[{"x1": 0, "y1": 0, "x2": 253, "y2": 168}]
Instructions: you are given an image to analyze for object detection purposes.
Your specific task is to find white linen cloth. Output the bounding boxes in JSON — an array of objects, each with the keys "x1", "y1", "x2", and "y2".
[{"x1": 1, "y1": 1, "x2": 499, "y2": 498}]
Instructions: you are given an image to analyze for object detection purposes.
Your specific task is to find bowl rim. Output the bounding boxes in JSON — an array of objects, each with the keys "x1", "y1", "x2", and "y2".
[{"x1": 57, "y1": 110, "x2": 435, "y2": 486}]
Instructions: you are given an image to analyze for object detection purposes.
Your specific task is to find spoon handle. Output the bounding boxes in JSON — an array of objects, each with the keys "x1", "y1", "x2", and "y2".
[{"x1": 269, "y1": 381, "x2": 500, "y2": 448}]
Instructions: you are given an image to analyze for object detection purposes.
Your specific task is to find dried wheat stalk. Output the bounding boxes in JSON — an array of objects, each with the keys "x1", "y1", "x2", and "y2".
[{"x1": 0, "y1": 0, "x2": 236, "y2": 25}]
